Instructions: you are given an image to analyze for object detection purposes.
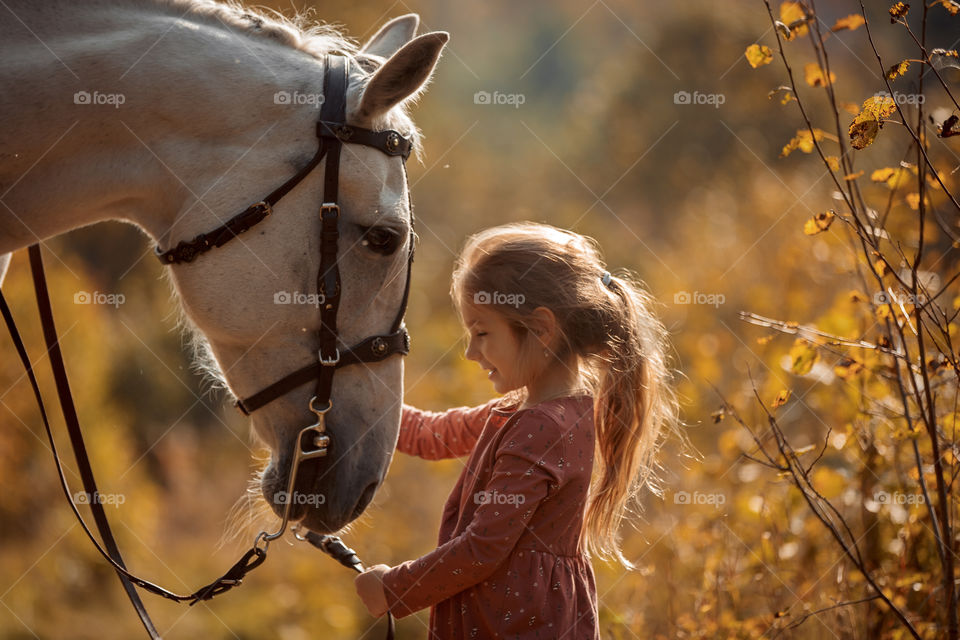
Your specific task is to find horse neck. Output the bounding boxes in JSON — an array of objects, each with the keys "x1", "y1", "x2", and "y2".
[{"x1": 0, "y1": 0, "x2": 327, "y2": 255}]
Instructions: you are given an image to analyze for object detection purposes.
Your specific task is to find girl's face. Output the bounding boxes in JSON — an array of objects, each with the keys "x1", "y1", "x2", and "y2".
[{"x1": 461, "y1": 302, "x2": 529, "y2": 394}]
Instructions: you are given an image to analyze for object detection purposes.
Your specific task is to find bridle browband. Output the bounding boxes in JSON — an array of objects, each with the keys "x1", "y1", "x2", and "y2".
[{"x1": 0, "y1": 54, "x2": 409, "y2": 639}]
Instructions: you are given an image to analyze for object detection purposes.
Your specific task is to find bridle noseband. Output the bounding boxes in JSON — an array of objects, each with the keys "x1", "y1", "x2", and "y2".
[{"x1": 0, "y1": 54, "x2": 409, "y2": 639}]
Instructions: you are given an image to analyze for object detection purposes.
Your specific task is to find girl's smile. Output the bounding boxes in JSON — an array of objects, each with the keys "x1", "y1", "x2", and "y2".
[{"x1": 460, "y1": 303, "x2": 525, "y2": 394}]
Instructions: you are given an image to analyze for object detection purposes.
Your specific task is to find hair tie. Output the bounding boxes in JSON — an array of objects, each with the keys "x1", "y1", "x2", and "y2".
[{"x1": 600, "y1": 270, "x2": 613, "y2": 288}]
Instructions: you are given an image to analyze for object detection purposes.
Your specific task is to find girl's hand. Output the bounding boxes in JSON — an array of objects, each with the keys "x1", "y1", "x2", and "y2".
[{"x1": 354, "y1": 564, "x2": 391, "y2": 617}]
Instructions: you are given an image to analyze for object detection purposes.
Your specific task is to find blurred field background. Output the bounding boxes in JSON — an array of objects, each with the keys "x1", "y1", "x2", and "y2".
[{"x1": 1, "y1": 0, "x2": 959, "y2": 638}]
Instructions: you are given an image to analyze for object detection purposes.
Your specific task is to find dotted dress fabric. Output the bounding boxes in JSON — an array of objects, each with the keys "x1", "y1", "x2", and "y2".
[{"x1": 382, "y1": 394, "x2": 600, "y2": 639}]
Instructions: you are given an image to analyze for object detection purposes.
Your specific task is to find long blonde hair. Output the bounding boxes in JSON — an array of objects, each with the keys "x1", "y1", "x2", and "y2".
[{"x1": 451, "y1": 222, "x2": 680, "y2": 569}]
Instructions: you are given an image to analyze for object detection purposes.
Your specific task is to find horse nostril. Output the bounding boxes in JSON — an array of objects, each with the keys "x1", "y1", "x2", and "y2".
[{"x1": 351, "y1": 481, "x2": 378, "y2": 519}]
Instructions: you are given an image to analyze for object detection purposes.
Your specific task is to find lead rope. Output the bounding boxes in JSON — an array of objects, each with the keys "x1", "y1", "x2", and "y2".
[
  {"x1": 296, "y1": 530, "x2": 396, "y2": 639},
  {"x1": 1, "y1": 246, "x2": 396, "y2": 638}
]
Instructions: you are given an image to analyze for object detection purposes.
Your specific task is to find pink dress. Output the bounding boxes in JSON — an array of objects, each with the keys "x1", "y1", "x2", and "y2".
[{"x1": 381, "y1": 394, "x2": 600, "y2": 639}]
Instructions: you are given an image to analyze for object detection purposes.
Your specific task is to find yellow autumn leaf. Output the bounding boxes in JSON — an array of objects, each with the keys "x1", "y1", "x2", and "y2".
[
  {"x1": 850, "y1": 119, "x2": 881, "y2": 150},
  {"x1": 788, "y1": 339, "x2": 819, "y2": 375},
  {"x1": 889, "y1": 2, "x2": 910, "y2": 21},
  {"x1": 834, "y1": 357, "x2": 865, "y2": 379},
  {"x1": 905, "y1": 192, "x2": 922, "y2": 209},
  {"x1": 772, "y1": 388, "x2": 791, "y2": 408},
  {"x1": 757, "y1": 334, "x2": 774, "y2": 345},
  {"x1": 825, "y1": 156, "x2": 840, "y2": 171},
  {"x1": 804, "y1": 62, "x2": 836, "y2": 87},
  {"x1": 803, "y1": 210, "x2": 836, "y2": 235},
  {"x1": 926, "y1": 168, "x2": 948, "y2": 189},
  {"x1": 780, "y1": 1, "x2": 810, "y2": 39},
  {"x1": 849, "y1": 96, "x2": 896, "y2": 149},
  {"x1": 843, "y1": 170, "x2": 864, "y2": 180},
  {"x1": 745, "y1": 44, "x2": 773, "y2": 68},
  {"x1": 870, "y1": 166, "x2": 915, "y2": 189},
  {"x1": 872, "y1": 167, "x2": 897, "y2": 183},
  {"x1": 781, "y1": 128, "x2": 825, "y2": 157},
  {"x1": 933, "y1": 0, "x2": 960, "y2": 15},
  {"x1": 861, "y1": 95, "x2": 898, "y2": 120},
  {"x1": 840, "y1": 101, "x2": 860, "y2": 115},
  {"x1": 831, "y1": 14, "x2": 866, "y2": 31},
  {"x1": 874, "y1": 257, "x2": 889, "y2": 277},
  {"x1": 887, "y1": 60, "x2": 910, "y2": 79},
  {"x1": 768, "y1": 87, "x2": 796, "y2": 104}
]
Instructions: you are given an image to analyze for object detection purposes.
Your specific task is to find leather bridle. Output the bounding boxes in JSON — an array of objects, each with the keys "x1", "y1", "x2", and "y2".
[
  {"x1": 0, "y1": 54, "x2": 408, "y2": 638},
  {"x1": 158, "y1": 54, "x2": 414, "y2": 420}
]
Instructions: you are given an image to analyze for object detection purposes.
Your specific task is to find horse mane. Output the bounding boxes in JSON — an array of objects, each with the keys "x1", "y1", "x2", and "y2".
[
  {"x1": 158, "y1": 0, "x2": 359, "y2": 60},
  {"x1": 153, "y1": 0, "x2": 424, "y2": 155}
]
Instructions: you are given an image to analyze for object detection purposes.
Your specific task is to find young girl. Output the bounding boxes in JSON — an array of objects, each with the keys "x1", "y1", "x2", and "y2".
[{"x1": 355, "y1": 222, "x2": 679, "y2": 638}]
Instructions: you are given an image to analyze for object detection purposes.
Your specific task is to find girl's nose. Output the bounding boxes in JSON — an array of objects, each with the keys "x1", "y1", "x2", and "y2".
[{"x1": 464, "y1": 338, "x2": 478, "y2": 362}]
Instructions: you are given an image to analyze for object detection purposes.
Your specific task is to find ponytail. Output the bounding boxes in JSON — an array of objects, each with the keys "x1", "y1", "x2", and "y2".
[{"x1": 581, "y1": 273, "x2": 678, "y2": 568}]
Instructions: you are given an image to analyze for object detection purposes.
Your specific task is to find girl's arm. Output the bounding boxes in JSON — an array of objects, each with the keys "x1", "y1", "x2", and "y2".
[
  {"x1": 397, "y1": 398, "x2": 501, "y2": 460},
  {"x1": 381, "y1": 409, "x2": 565, "y2": 617}
]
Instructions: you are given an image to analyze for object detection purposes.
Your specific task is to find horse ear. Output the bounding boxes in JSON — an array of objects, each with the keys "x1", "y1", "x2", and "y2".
[
  {"x1": 358, "y1": 32, "x2": 449, "y2": 120},
  {"x1": 360, "y1": 14, "x2": 419, "y2": 59}
]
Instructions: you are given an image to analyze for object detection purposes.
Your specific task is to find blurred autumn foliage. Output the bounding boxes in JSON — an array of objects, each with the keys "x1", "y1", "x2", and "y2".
[{"x1": 1, "y1": 0, "x2": 959, "y2": 638}]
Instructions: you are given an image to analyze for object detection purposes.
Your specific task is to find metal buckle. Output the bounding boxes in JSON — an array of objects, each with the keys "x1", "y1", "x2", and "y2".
[
  {"x1": 320, "y1": 202, "x2": 340, "y2": 215},
  {"x1": 319, "y1": 347, "x2": 340, "y2": 367},
  {"x1": 250, "y1": 200, "x2": 273, "y2": 218}
]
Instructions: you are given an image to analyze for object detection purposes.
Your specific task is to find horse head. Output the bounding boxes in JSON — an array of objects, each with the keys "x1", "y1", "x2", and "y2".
[{"x1": 165, "y1": 15, "x2": 447, "y2": 534}]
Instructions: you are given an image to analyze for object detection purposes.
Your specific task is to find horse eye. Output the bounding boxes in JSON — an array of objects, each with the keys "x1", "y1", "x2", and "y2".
[{"x1": 360, "y1": 226, "x2": 402, "y2": 256}]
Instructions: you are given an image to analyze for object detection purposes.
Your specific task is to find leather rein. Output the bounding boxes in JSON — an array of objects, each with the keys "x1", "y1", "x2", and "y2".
[{"x1": 0, "y1": 54, "x2": 409, "y2": 638}]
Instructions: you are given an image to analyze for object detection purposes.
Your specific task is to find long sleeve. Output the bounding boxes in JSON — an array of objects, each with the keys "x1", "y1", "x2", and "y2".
[
  {"x1": 397, "y1": 398, "x2": 501, "y2": 460},
  {"x1": 382, "y1": 409, "x2": 565, "y2": 617}
]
